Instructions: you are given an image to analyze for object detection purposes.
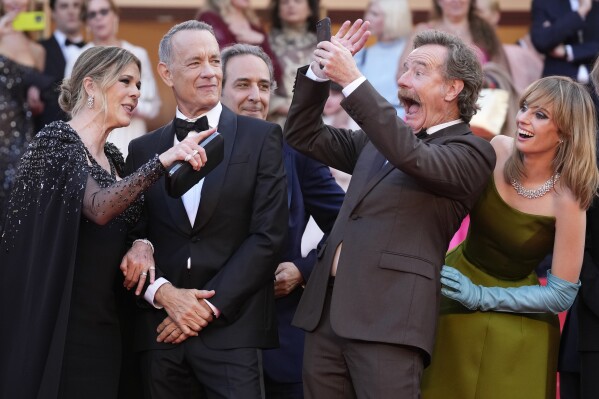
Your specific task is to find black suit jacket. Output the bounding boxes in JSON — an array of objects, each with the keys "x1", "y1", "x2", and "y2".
[
  {"x1": 126, "y1": 105, "x2": 288, "y2": 351},
  {"x1": 36, "y1": 35, "x2": 69, "y2": 131},
  {"x1": 531, "y1": 0, "x2": 599, "y2": 80}
]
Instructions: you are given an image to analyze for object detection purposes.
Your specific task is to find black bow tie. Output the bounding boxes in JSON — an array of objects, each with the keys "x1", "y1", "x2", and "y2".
[
  {"x1": 416, "y1": 129, "x2": 428, "y2": 139},
  {"x1": 174, "y1": 116, "x2": 209, "y2": 142},
  {"x1": 65, "y1": 38, "x2": 85, "y2": 48}
]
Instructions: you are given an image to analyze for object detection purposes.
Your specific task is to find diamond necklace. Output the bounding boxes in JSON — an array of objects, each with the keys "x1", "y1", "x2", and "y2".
[{"x1": 511, "y1": 173, "x2": 560, "y2": 199}]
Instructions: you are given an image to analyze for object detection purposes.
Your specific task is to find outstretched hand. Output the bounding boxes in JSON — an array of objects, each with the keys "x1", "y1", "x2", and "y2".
[
  {"x1": 440, "y1": 265, "x2": 481, "y2": 310},
  {"x1": 334, "y1": 19, "x2": 371, "y2": 56}
]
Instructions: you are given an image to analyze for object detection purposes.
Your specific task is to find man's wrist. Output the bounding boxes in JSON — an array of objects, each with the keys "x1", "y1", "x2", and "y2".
[{"x1": 145, "y1": 278, "x2": 171, "y2": 309}]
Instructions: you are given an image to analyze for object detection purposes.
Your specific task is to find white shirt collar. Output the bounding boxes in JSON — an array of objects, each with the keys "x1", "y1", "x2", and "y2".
[
  {"x1": 175, "y1": 102, "x2": 222, "y2": 130},
  {"x1": 426, "y1": 119, "x2": 463, "y2": 135},
  {"x1": 54, "y1": 30, "x2": 83, "y2": 49}
]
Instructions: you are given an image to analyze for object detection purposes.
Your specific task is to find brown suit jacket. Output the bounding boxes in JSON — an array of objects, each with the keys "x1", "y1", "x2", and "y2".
[{"x1": 287, "y1": 66, "x2": 496, "y2": 365}]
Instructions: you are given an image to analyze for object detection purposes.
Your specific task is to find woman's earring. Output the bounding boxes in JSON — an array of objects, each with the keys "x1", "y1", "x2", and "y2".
[{"x1": 87, "y1": 95, "x2": 94, "y2": 109}]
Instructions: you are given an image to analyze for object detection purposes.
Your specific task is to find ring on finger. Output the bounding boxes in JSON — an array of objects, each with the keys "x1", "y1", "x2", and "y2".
[
  {"x1": 149, "y1": 266, "x2": 156, "y2": 270},
  {"x1": 140, "y1": 271, "x2": 148, "y2": 277},
  {"x1": 184, "y1": 153, "x2": 192, "y2": 162}
]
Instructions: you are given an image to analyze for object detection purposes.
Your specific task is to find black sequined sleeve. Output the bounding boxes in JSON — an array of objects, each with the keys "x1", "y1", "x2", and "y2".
[{"x1": 81, "y1": 155, "x2": 166, "y2": 225}]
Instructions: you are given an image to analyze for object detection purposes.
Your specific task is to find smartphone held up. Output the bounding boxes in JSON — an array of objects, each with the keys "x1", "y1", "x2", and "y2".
[{"x1": 12, "y1": 11, "x2": 45, "y2": 32}]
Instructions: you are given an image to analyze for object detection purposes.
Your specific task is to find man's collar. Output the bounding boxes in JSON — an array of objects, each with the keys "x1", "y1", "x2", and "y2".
[
  {"x1": 426, "y1": 119, "x2": 462, "y2": 135},
  {"x1": 176, "y1": 102, "x2": 222, "y2": 129}
]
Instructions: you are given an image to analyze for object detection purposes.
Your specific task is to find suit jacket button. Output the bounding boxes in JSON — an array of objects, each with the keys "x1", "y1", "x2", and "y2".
[
  {"x1": 350, "y1": 214, "x2": 360, "y2": 220},
  {"x1": 191, "y1": 237, "x2": 199, "y2": 243}
]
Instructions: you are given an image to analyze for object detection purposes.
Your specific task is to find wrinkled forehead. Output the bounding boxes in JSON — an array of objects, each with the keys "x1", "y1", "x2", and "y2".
[{"x1": 408, "y1": 44, "x2": 447, "y2": 64}]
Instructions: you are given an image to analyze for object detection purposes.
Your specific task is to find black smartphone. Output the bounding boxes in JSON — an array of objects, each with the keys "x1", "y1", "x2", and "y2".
[{"x1": 316, "y1": 17, "x2": 331, "y2": 43}]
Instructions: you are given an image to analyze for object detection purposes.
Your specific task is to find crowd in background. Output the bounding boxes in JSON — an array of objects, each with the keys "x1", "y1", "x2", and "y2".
[{"x1": 1, "y1": 0, "x2": 599, "y2": 398}]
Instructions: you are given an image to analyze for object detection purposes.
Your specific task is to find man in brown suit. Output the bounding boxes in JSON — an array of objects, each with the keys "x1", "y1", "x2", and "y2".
[{"x1": 286, "y1": 24, "x2": 496, "y2": 398}]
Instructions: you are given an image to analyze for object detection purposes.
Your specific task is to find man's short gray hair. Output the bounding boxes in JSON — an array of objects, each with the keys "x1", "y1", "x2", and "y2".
[
  {"x1": 159, "y1": 20, "x2": 215, "y2": 66},
  {"x1": 220, "y1": 43, "x2": 278, "y2": 92}
]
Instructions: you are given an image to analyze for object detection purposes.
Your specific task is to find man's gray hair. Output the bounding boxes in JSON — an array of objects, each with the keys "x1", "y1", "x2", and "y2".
[
  {"x1": 413, "y1": 30, "x2": 483, "y2": 123},
  {"x1": 221, "y1": 43, "x2": 278, "y2": 92},
  {"x1": 159, "y1": 20, "x2": 215, "y2": 66}
]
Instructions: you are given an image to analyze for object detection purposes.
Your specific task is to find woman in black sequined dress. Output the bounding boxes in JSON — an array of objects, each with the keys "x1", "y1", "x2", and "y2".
[{"x1": 0, "y1": 46, "x2": 213, "y2": 399}]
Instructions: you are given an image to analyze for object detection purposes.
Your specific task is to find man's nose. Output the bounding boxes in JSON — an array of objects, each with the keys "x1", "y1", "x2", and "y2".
[{"x1": 248, "y1": 84, "x2": 260, "y2": 101}]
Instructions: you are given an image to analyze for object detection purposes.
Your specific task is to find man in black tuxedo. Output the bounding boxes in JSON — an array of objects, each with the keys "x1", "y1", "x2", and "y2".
[
  {"x1": 35, "y1": 0, "x2": 85, "y2": 131},
  {"x1": 122, "y1": 20, "x2": 288, "y2": 398}
]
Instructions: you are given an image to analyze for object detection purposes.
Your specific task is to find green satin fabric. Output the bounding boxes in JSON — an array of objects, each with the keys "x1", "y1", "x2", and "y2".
[{"x1": 422, "y1": 177, "x2": 560, "y2": 399}]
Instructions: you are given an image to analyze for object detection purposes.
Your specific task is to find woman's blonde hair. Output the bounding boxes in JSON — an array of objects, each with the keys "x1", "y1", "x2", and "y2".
[
  {"x1": 504, "y1": 76, "x2": 599, "y2": 209},
  {"x1": 374, "y1": 0, "x2": 412, "y2": 41},
  {"x1": 59, "y1": 46, "x2": 140, "y2": 119}
]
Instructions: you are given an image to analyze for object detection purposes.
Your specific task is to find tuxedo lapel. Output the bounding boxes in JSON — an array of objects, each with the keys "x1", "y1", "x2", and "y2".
[
  {"x1": 192, "y1": 106, "x2": 237, "y2": 232},
  {"x1": 157, "y1": 122, "x2": 194, "y2": 234}
]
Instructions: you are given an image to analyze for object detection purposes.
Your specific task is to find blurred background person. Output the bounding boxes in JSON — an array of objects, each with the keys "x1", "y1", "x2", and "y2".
[
  {"x1": 197, "y1": 0, "x2": 282, "y2": 87},
  {"x1": 354, "y1": 0, "x2": 411, "y2": 117},
  {"x1": 558, "y1": 56, "x2": 599, "y2": 399},
  {"x1": 398, "y1": 0, "x2": 511, "y2": 80},
  {"x1": 531, "y1": 0, "x2": 599, "y2": 84},
  {"x1": 267, "y1": 0, "x2": 319, "y2": 125},
  {"x1": 0, "y1": 0, "x2": 45, "y2": 234},
  {"x1": 476, "y1": 0, "x2": 543, "y2": 94},
  {"x1": 36, "y1": 0, "x2": 86, "y2": 132},
  {"x1": 0, "y1": 46, "x2": 213, "y2": 399},
  {"x1": 66, "y1": 0, "x2": 161, "y2": 158}
]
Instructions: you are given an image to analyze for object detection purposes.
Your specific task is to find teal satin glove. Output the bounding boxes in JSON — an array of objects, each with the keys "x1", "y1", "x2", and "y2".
[{"x1": 440, "y1": 265, "x2": 580, "y2": 314}]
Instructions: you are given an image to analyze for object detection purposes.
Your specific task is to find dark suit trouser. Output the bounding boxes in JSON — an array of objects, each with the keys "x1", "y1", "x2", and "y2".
[
  {"x1": 140, "y1": 336, "x2": 265, "y2": 399},
  {"x1": 303, "y1": 285, "x2": 423, "y2": 399}
]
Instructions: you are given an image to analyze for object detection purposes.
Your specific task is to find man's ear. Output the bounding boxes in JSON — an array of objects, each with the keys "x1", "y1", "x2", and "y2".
[
  {"x1": 157, "y1": 62, "x2": 174, "y2": 88},
  {"x1": 444, "y1": 79, "x2": 465, "y2": 102}
]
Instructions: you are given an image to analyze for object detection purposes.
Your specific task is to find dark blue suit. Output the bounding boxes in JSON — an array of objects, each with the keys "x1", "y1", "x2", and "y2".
[
  {"x1": 531, "y1": 0, "x2": 599, "y2": 81},
  {"x1": 262, "y1": 143, "x2": 345, "y2": 398}
]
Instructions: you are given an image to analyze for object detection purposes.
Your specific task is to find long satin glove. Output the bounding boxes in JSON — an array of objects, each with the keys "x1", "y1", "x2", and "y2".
[{"x1": 440, "y1": 265, "x2": 580, "y2": 314}]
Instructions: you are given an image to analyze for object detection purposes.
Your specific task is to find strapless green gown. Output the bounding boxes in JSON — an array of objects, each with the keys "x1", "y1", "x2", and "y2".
[{"x1": 421, "y1": 177, "x2": 560, "y2": 399}]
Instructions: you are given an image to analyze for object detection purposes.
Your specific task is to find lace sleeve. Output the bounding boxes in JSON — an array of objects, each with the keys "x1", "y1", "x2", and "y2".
[{"x1": 81, "y1": 155, "x2": 165, "y2": 225}]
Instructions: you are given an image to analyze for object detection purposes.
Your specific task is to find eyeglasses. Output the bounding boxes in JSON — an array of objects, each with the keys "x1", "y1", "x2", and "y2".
[{"x1": 86, "y1": 7, "x2": 111, "y2": 20}]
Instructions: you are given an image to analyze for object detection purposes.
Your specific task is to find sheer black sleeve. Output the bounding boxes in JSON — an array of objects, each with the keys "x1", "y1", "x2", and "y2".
[{"x1": 81, "y1": 155, "x2": 165, "y2": 225}]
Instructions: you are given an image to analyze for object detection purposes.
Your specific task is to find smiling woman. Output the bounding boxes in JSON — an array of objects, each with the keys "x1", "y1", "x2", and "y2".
[
  {"x1": 421, "y1": 76, "x2": 599, "y2": 399},
  {"x1": 0, "y1": 45, "x2": 215, "y2": 399}
]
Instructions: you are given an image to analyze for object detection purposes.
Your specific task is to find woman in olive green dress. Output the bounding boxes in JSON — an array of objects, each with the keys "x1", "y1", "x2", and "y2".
[{"x1": 422, "y1": 76, "x2": 599, "y2": 399}]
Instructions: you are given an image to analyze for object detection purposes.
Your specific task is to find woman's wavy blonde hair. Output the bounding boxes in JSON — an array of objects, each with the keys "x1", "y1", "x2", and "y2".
[{"x1": 504, "y1": 76, "x2": 599, "y2": 210}]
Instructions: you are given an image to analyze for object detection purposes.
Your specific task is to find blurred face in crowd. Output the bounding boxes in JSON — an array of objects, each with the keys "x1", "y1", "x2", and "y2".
[
  {"x1": 221, "y1": 54, "x2": 271, "y2": 120},
  {"x1": 53, "y1": 0, "x2": 83, "y2": 36},
  {"x1": 158, "y1": 29, "x2": 223, "y2": 118},
  {"x1": 398, "y1": 44, "x2": 463, "y2": 132},
  {"x1": 364, "y1": 0, "x2": 384, "y2": 39},
  {"x1": 278, "y1": 0, "x2": 312, "y2": 28},
  {"x1": 2, "y1": 0, "x2": 29, "y2": 14},
  {"x1": 437, "y1": 0, "x2": 470, "y2": 21},
  {"x1": 85, "y1": 0, "x2": 117, "y2": 41}
]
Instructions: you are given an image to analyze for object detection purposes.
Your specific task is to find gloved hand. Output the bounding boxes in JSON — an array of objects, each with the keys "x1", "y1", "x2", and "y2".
[{"x1": 441, "y1": 265, "x2": 580, "y2": 314}]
